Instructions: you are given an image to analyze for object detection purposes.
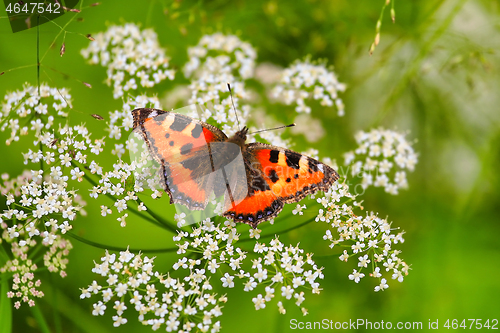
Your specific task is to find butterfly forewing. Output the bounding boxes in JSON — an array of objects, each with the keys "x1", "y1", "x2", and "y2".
[{"x1": 131, "y1": 108, "x2": 248, "y2": 216}]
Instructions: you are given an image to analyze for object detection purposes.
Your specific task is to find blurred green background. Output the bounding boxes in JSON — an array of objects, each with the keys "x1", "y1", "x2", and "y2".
[{"x1": 1, "y1": 0, "x2": 499, "y2": 332}]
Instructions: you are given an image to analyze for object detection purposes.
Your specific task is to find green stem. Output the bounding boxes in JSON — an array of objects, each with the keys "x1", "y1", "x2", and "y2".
[
  {"x1": 49, "y1": 273, "x2": 62, "y2": 333},
  {"x1": 40, "y1": 7, "x2": 80, "y2": 63},
  {"x1": 0, "y1": 277, "x2": 12, "y2": 333},
  {"x1": 239, "y1": 216, "x2": 317, "y2": 243},
  {"x1": 37, "y1": 15, "x2": 40, "y2": 97},
  {"x1": 78, "y1": 166, "x2": 167, "y2": 229},
  {"x1": 27, "y1": 241, "x2": 46, "y2": 262},
  {"x1": 30, "y1": 305, "x2": 51, "y2": 333},
  {"x1": 372, "y1": 0, "x2": 467, "y2": 126},
  {"x1": 135, "y1": 196, "x2": 178, "y2": 233},
  {"x1": 0, "y1": 243, "x2": 11, "y2": 264},
  {"x1": 145, "y1": 0, "x2": 156, "y2": 27},
  {"x1": 39, "y1": 141, "x2": 44, "y2": 172},
  {"x1": 66, "y1": 232, "x2": 178, "y2": 253}
]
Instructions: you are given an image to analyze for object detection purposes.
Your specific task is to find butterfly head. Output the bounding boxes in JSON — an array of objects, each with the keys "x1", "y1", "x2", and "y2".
[{"x1": 229, "y1": 126, "x2": 248, "y2": 148}]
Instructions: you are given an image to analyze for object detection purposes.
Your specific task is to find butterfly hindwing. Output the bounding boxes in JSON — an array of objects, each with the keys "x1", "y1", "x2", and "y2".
[
  {"x1": 223, "y1": 160, "x2": 284, "y2": 226},
  {"x1": 222, "y1": 143, "x2": 339, "y2": 227},
  {"x1": 248, "y1": 143, "x2": 339, "y2": 203}
]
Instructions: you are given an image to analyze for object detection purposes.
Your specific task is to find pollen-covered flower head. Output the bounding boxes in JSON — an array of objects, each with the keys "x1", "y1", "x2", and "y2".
[
  {"x1": 1, "y1": 84, "x2": 72, "y2": 145},
  {"x1": 344, "y1": 128, "x2": 418, "y2": 195},
  {"x1": 81, "y1": 23, "x2": 175, "y2": 99}
]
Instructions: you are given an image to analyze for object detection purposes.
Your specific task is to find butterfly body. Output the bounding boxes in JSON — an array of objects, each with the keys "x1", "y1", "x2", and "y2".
[{"x1": 132, "y1": 108, "x2": 339, "y2": 228}]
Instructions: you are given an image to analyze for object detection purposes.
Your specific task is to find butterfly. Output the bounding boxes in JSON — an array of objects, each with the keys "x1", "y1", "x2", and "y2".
[{"x1": 131, "y1": 108, "x2": 339, "y2": 228}]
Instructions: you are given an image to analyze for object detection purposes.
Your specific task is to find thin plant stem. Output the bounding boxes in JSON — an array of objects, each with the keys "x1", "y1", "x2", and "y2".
[
  {"x1": 66, "y1": 232, "x2": 178, "y2": 253},
  {"x1": 239, "y1": 217, "x2": 317, "y2": 243},
  {"x1": 29, "y1": 305, "x2": 51, "y2": 333},
  {"x1": 78, "y1": 168, "x2": 167, "y2": 229}
]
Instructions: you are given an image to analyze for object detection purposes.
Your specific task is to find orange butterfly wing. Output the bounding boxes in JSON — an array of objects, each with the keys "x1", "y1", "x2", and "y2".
[
  {"x1": 132, "y1": 108, "x2": 227, "y2": 209},
  {"x1": 223, "y1": 143, "x2": 339, "y2": 227}
]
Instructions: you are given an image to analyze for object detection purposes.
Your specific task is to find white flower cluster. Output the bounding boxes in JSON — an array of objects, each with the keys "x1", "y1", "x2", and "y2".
[
  {"x1": 81, "y1": 23, "x2": 175, "y2": 99},
  {"x1": 21, "y1": 125, "x2": 105, "y2": 194},
  {"x1": 172, "y1": 220, "x2": 323, "y2": 315},
  {"x1": 315, "y1": 182, "x2": 410, "y2": 291},
  {"x1": 81, "y1": 249, "x2": 225, "y2": 332},
  {"x1": 343, "y1": 128, "x2": 418, "y2": 195},
  {"x1": 1, "y1": 84, "x2": 72, "y2": 145},
  {"x1": 271, "y1": 59, "x2": 346, "y2": 116},
  {"x1": 107, "y1": 95, "x2": 161, "y2": 143},
  {"x1": 184, "y1": 33, "x2": 256, "y2": 80},
  {"x1": 183, "y1": 33, "x2": 257, "y2": 132},
  {"x1": 89, "y1": 147, "x2": 169, "y2": 227},
  {"x1": 0, "y1": 170, "x2": 80, "y2": 308},
  {"x1": 247, "y1": 237, "x2": 323, "y2": 314},
  {"x1": 172, "y1": 218, "x2": 241, "y2": 258}
]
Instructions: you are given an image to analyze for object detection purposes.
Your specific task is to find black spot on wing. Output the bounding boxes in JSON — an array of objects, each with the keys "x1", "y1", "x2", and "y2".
[
  {"x1": 294, "y1": 174, "x2": 299, "y2": 179},
  {"x1": 285, "y1": 151, "x2": 301, "y2": 170},
  {"x1": 191, "y1": 124, "x2": 203, "y2": 139},
  {"x1": 180, "y1": 143, "x2": 193, "y2": 155},
  {"x1": 170, "y1": 115, "x2": 190, "y2": 132},
  {"x1": 308, "y1": 158, "x2": 319, "y2": 173},
  {"x1": 152, "y1": 115, "x2": 163, "y2": 126},
  {"x1": 249, "y1": 174, "x2": 271, "y2": 193},
  {"x1": 179, "y1": 152, "x2": 213, "y2": 176},
  {"x1": 169, "y1": 140, "x2": 174, "y2": 146},
  {"x1": 165, "y1": 133, "x2": 170, "y2": 139},
  {"x1": 268, "y1": 169, "x2": 279, "y2": 183},
  {"x1": 269, "y1": 150, "x2": 279, "y2": 163},
  {"x1": 180, "y1": 158, "x2": 198, "y2": 171},
  {"x1": 286, "y1": 177, "x2": 291, "y2": 183}
]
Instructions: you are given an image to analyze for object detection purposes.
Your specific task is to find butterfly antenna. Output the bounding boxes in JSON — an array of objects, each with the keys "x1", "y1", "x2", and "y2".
[
  {"x1": 249, "y1": 123, "x2": 296, "y2": 135},
  {"x1": 227, "y1": 83, "x2": 241, "y2": 130}
]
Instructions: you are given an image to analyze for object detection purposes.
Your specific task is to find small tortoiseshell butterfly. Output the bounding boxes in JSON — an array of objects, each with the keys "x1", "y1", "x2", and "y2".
[{"x1": 132, "y1": 108, "x2": 339, "y2": 228}]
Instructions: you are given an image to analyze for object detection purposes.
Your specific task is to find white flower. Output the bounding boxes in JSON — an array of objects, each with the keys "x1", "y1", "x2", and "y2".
[
  {"x1": 374, "y1": 278, "x2": 389, "y2": 292},
  {"x1": 292, "y1": 204, "x2": 306, "y2": 215},
  {"x1": 357, "y1": 255, "x2": 370, "y2": 268},
  {"x1": 220, "y1": 273, "x2": 234, "y2": 288},
  {"x1": 112, "y1": 316, "x2": 128, "y2": 327},
  {"x1": 348, "y1": 269, "x2": 365, "y2": 283},
  {"x1": 82, "y1": 251, "x2": 224, "y2": 331},
  {"x1": 92, "y1": 301, "x2": 106, "y2": 316},
  {"x1": 184, "y1": 33, "x2": 256, "y2": 79},
  {"x1": 252, "y1": 294, "x2": 266, "y2": 310},
  {"x1": 281, "y1": 285, "x2": 294, "y2": 299}
]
